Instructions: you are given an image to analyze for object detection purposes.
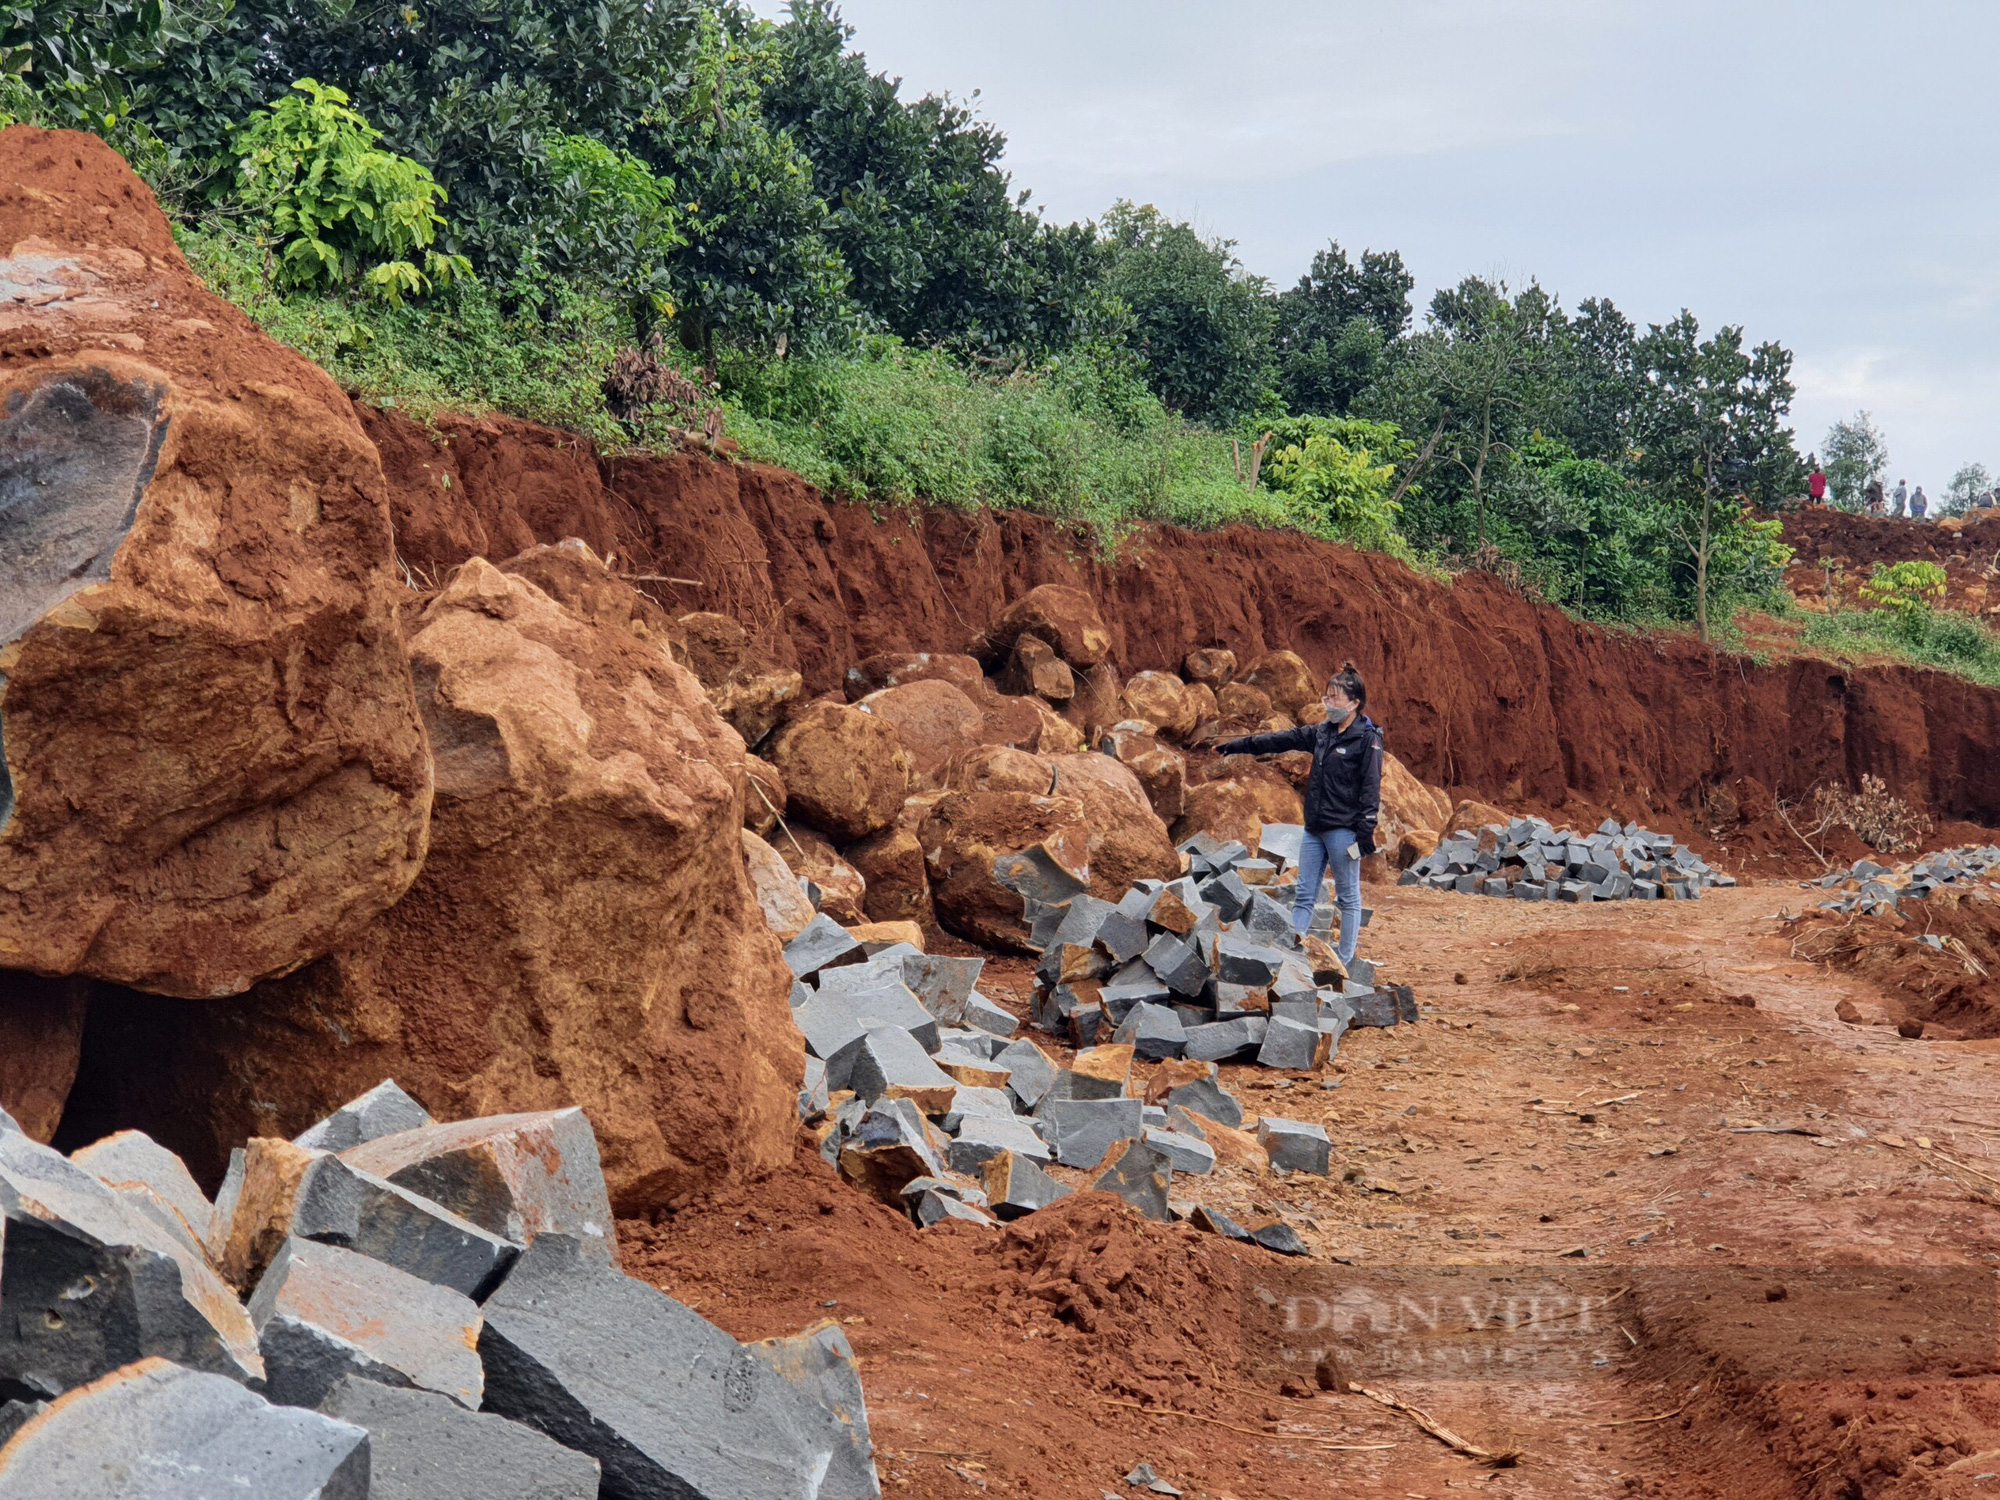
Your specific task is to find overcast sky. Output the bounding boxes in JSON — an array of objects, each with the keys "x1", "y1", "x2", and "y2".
[{"x1": 754, "y1": 1, "x2": 2000, "y2": 493}]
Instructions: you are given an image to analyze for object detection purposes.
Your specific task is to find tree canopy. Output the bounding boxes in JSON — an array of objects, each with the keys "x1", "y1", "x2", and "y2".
[{"x1": 7, "y1": 0, "x2": 1813, "y2": 632}]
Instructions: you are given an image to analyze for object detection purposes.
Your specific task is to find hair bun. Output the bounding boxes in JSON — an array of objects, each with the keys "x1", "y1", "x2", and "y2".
[{"x1": 1340, "y1": 659, "x2": 1357, "y2": 673}]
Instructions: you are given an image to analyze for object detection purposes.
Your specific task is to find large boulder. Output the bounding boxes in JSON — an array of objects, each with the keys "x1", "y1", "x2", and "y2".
[
  {"x1": 1000, "y1": 636, "x2": 1075, "y2": 704},
  {"x1": 0, "y1": 128, "x2": 431, "y2": 997},
  {"x1": 1060, "y1": 662, "x2": 1124, "y2": 739},
  {"x1": 856, "y1": 679, "x2": 983, "y2": 785},
  {"x1": 920, "y1": 792, "x2": 1090, "y2": 952},
  {"x1": 1172, "y1": 780, "x2": 1265, "y2": 850},
  {"x1": 744, "y1": 830, "x2": 815, "y2": 941},
  {"x1": 1244, "y1": 650, "x2": 1319, "y2": 720},
  {"x1": 981, "y1": 584, "x2": 1111, "y2": 668},
  {"x1": 1097, "y1": 727, "x2": 1188, "y2": 825},
  {"x1": 742, "y1": 752, "x2": 787, "y2": 837},
  {"x1": 768, "y1": 701, "x2": 912, "y2": 841},
  {"x1": 1119, "y1": 671, "x2": 1198, "y2": 742},
  {"x1": 1379, "y1": 751, "x2": 1450, "y2": 841},
  {"x1": 1216, "y1": 682, "x2": 1274, "y2": 723},
  {"x1": 672, "y1": 611, "x2": 802, "y2": 747},
  {"x1": 1047, "y1": 754, "x2": 1180, "y2": 897},
  {"x1": 75, "y1": 559, "x2": 800, "y2": 1209},
  {"x1": 944, "y1": 744, "x2": 1056, "y2": 797}
]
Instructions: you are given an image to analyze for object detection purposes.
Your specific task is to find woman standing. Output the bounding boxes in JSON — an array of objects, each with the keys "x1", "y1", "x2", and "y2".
[{"x1": 1218, "y1": 662, "x2": 1382, "y2": 964}]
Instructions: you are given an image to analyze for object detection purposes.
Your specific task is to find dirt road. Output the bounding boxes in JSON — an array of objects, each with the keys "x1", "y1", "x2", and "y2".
[{"x1": 623, "y1": 880, "x2": 2000, "y2": 1499}]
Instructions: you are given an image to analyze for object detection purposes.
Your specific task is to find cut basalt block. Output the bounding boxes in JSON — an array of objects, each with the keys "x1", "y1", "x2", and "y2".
[
  {"x1": 0, "y1": 1126, "x2": 263, "y2": 1394},
  {"x1": 945, "y1": 1115, "x2": 1051, "y2": 1174},
  {"x1": 69, "y1": 1130, "x2": 213, "y2": 1252},
  {"x1": 249, "y1": 1235, "x2": 484, "y2": 1409},
  {"x1": 1112, "y1": 1001, "x2": 1188, "y2": 1061},
  {"x1": 1141, "y1": 1127, "x2": 1215, "y2": 1175},
  {"x1": 480, "y1": 1234, "x2": 858, "y2": 1500},
  {"x1": 0, "y1": 1356, "x2": 368, "y2": 1499},
  {"x1": 783, "y1": 914, "x2": 864, "y2": 979},
  {"x1": 828, "y1": 1027, "x2": 958, "y2": 1114},
  {"x1": 962, "y1": 992, "x2": 1019, "y2": 1038},
  {"x1": 994, "y1": 1039, "x2": 1058, "y2": 1109},
  {"x1": 293, "y1": 1080, "x2": 435, "y2": 1154},
  {"x1": 222, "y1": 1138, "x2": 518, "y2": 1302},
  {"x1": 1034, "y1": 1097, "x2": 1143, "y2": 1169},
  {"x1": 318, "y1": 1375, "x2": 602, "y2": 1500},
  {"x1": 1255, "y1": 1118, "x2": 1332, "y2": 1176},
  {"x1": 1184, "y1": 1016, "x2": 1267, "y2": 1063},
  {"x1": 343, "y1": 1108, "x2": 617, "y2": 1269},
  {"x1": 1257, "y1": 1016, "x2": 1331, "y2": 1071},
  {"x1": 745, "y1": 1322, "x2": 884, "y2": 1500},
  {"x1": 980, "y1": 1151, "x2": 1073, "y2": 1220},
  {"x1": 1092, "y1": 1140, "x2": 1172, "y2": 1222}
]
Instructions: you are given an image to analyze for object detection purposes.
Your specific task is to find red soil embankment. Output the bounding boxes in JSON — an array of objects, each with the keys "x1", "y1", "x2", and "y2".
[{"x1": 362, "y1": 407, "x2": 2000, "y2": 831}]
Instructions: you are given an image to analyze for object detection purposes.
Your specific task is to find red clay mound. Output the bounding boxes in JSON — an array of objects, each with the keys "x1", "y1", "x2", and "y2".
[
  {"x1": 0, "y1": 127, "x2": 430, "y2": 997},
  {"x1": 618, "y1": 1150, "x2": 1270, "y2": 1499}
]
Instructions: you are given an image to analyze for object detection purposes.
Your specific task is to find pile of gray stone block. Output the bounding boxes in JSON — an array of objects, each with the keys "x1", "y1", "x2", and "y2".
[
  {"x1": 1807, "y1": 844, "x2": 2000, "y2": 917},
  {"x1": 783, "y1": 882, "x2": 1341, "y2": 1245},
  {"x1": 0, "y1": 1083, "x2": 879, "y2": 1500},
  {"x1": 1022, "y1": 832, "x2": 1415, "y2": 1061},
  {"x1": 1400, "y1": 815, "x2": 1734, "y2": 903}
]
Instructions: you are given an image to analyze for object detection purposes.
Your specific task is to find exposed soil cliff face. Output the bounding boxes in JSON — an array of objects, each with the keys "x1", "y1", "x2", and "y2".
[{"x1": 367, "y1": 407, "x2": 2000, "y2": 829}]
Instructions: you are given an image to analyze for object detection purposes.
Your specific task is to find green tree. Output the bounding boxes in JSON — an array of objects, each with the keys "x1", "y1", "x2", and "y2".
[
  {"x1": 1631, "y1": 312, "x2": 1801, "y2": 639},
  {"x1": 1271, "y1": 240, "x2": 1413, "y2": 415},
  {"x1": 763, "y1": 1, "x2": 1106, "y2": 359},
  {"x1": 1100, "y1": 201, "x2": 1276, "y2": 426},
  {"x1": 1551, "y1": 296, "x2": 1642, "y2": 464},
  {"x1": 1945, "y1": 461, "x2": 1992, "y2": 516},
  {"x1": 1820, "y1": 411, "x2": 1889, "y2": 513},
  {"x1": 1369, "y1": 276, "x2": 1557, "y2": 551}
]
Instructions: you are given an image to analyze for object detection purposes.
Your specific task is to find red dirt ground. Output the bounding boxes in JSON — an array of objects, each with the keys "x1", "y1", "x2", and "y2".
[{"x1": 619, "y1": 876, "x2": 2000, "y2": 1499}]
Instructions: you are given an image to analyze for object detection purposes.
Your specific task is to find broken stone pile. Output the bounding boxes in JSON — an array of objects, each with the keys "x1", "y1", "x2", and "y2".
[
  {"x1": 1399, "y1": 815, "x2": 1734, "y2": 902},
  {"x1": 1806, "y1": 845, "x2": 2000, "y2": 917},
  {"x1": 1021, "y1": 830, "x2": 1415, "y2": 1062},
  {"x1": 784, "y1": 886, "x2": 1355, "y2": 1250},
  {"x1": 0, "y1": 1083, "x2": 878, "y2": 1500}
]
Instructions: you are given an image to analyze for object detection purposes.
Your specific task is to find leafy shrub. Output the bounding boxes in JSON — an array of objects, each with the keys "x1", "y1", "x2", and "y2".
[
  {"x1": 525, "y1": 134, "x2": 681, "y2": 315},
  {"x1": 230, "y1": 80, "x2": 468, "y2": 302},
  {"x1": 1262, "y1": 429, "x2": 1406, "y2": 556},
  {"x1": 1860, "y1": 560, "x2": 1949, "y2": 623}
]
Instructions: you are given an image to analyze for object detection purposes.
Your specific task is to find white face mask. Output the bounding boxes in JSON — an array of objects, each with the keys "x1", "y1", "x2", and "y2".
[{"x1": 1324, "y1": 698, "x2": 1355, "y2": 722}]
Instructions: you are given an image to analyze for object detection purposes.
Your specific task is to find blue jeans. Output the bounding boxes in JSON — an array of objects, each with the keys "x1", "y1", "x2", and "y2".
[{"x1": 1292, "y1": 827, "x2": 1363, "y2": 963}]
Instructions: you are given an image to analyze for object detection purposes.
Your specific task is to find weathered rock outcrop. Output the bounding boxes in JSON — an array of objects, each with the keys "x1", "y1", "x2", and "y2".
[
  {"x1": 67, "y1": 559, "x2": 800, "y2": 1208},
  {"x1": 0, "y1": 127, "x2": 430, "y2": 997}
]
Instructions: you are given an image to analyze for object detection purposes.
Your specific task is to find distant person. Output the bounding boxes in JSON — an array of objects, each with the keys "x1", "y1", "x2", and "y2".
[
  {"x1": 1911, "y1": 485, "x2": 1929, "y2": 519},
  {"x1": 1892, "y1": 479, "x2": 1908, "y2": 517},
  {"x1": 1864, "y1": 477, "x2": 1886, "y2": 515},
  {"x1": 1807, "y1": 456, "x2": 1828, "y2": 506},
  {"x1": 1217, "y1": 663, "x2": 1381, "y2": 965}
]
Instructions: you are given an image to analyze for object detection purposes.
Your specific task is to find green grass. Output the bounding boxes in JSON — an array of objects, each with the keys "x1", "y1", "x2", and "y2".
[
  {"x1": 1796, "y1": 606, "x2": 2000, "y2": 688},
  {"x1": 178, "y1": 223, "x2": 1358, "y2": 550}
]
